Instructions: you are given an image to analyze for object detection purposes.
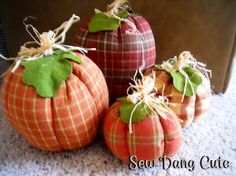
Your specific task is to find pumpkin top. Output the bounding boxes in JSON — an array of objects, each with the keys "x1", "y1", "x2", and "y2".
[
  {"x1": 21, "y1": 50, "x2": 82, "y2": 98},
  {"x1": 155, "y1": 51, "x2": 212, "y2": 101},
  {"x1": 1, "y1": 15, "x2": 94, "y2": 98},
  {"x1": 117, "y1": 68, "x2": 175, "y2": 134},
  {"x1": 88, "y1": 0, "x2": 137, "y2": 33}
]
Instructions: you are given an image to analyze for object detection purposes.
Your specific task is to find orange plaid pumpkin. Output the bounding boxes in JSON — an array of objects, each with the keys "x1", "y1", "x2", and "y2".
[
  {"x1": 103, "y1": 101, "x2": 182, "y2": 163},
  {"x1": 1, "y1": 53, "x2": 109, "y2": 151},
  {"x1": 144, "y1": 66, "x2": 211, "y2": 127}
]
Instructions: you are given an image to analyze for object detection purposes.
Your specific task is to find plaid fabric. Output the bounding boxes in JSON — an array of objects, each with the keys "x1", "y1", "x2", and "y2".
[
  {"x1": 1, "y1": 53, "x2": 109, "y2": 151},
  {"x1": 144, "y1": 67, "x2": 211, "y2": 127},
  {"x1": 76, "y1": 15, "x2": 156, "y2": 102},
  {"x1": 103, "y1": 101, "x2": 182, "y2": 163}
]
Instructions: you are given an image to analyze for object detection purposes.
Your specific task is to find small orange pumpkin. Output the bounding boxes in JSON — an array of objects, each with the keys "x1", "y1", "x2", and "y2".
[
  {"x1": 144, "y1": 51, "x2": 211, "y2": 127},
  {"x1": 103, "y1": 71, "x2": 182, "y2": 163},
  {"x1": 103, "y1": 101, "x2": 182, "y2": 163}
]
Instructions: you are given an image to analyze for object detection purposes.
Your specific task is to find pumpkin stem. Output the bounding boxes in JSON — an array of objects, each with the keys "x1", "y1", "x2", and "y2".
[
  {"x1": 126, "y1": 68, "x2": 175, "y2": 134},
  {"x1": 107, "y1": 0, "x2": 130, "y2": 16},
  {"x1": 0, "y1": 14, "x2": 95, "y2": 76},
  {"x1": 160, "y1": 51, "x2": 212, "y2": 102}
]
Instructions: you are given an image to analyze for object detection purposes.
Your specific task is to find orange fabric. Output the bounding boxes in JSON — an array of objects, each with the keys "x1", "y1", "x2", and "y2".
[
  {"x1": 103, "y1": 102, "x2": 182, "y2": 163},
  {"x1": 1, "y1": 53, "x2": 109, "y2": 151},
  {"x1": 144, "y1": 67, "x2": 211, "y2": 127}
]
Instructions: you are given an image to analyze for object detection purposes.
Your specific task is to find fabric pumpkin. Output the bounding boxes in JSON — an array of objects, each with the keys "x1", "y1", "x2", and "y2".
[
  {"x1": 103, "y1": 68, "x2": 182, "y2": 163},
  {"x1": 75, "y1": 1, "x2": 156, "y2": 102},
  {"x1": 103, "y1": 101, "x2": 182, "y2": 163},
  {"x1": 144, "y1": 52, "x2": 211, "y2": 127},
  {"x1": 1, "y1": 53, "x2": 109, "y2": 151},
  {"x1": 1, "y1": 15, "x2": 109, "y2": 151}
]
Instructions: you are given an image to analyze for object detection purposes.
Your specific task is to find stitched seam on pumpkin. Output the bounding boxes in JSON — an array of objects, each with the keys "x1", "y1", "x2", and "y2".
[
  {"x1": 193, "y1": 76, "x2": 211, "y2": 121},
  {"x1": 131, "y1": 16, "x2": 146, "y2": 67},
  {"x1": 123, "y1": 108, "x2": 133, "y2": 160},
  {"x1": 65, "y1": 77, "x2": 82, "y2": 148},
  {"x1": 50, "y1": 90, "x2": 63, "y2": 150},
  {"x1": 108, "y1": 102, "x2": 130, "y2": 162},
  {"x1": 73, "y1": 60, "x2": 100, "y2": 120},
  {"x1": 73, "y1": 74, "x2": 98, "y2": 145}
]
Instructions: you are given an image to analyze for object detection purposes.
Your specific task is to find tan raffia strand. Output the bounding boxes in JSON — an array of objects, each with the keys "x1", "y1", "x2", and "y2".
[
  {"x1": 126, "y1": 68, "x2": 176, "y2": 134},
  {"x1": 106, "y1": 0, "x2": 130, "y2": 16},
  {"x1": 160, "y1": 51, "x2": 212, "y2": 102},
  {"x1": 0, "y1": 14, "x2": 95, "y2": 77},
  {"x1": 105, "y1": 0, "x2": 138, "y2": 34}
]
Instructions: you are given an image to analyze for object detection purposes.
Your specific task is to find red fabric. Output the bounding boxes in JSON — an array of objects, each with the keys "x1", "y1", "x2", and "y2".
[
  {"x1": 1, "y1": 53, "x2": 109, "y2": 151},
  {"x1": 103, "y1": 102, "x2": 182, "y2": 163},
  {"x1": 76, "y1": 15, "x2": 156, "y2": 102}
]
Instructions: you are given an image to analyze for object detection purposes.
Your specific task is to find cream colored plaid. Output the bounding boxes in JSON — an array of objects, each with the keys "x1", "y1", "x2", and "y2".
[{"x1": 1, "y1": 53, "x2": 109, "y2": 151}]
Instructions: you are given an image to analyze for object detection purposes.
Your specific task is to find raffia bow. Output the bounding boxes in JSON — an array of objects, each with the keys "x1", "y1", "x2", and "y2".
[
  {"x1": 0, "y1": 14, "x2": 95, "y2": 76},
  {"x1": 106, "y1": 0, "x2": 130, "y2": 16},
  {"x1": 160, "y1": 51, "x2": 212, "y2": 102},
  {"x1": 94, "y1": 0, "x2": 138, "y2": 34},
  {"x1": 126, "y1": 68, "x2": 175, "y2": 134}
]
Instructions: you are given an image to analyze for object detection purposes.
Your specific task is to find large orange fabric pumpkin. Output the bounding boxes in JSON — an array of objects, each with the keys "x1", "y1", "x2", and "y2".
[
  {"x1": 144, "y1": 63, "x2": 211, "y2": 127},
  {"x1": 1, "y1": 53, "x2": 109, "y2": 151},
  {"x1": 103, "y1": 101, "x2": 182, "y2": 163}
]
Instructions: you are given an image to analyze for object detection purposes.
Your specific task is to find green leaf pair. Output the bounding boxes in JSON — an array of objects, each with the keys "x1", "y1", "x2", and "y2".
[
  {"x1": 117, "y1": 97, "x2": 152, "y2": 124},
  {"x1": 170, "y1": 67, "x2": 202, "y2": 96},
  {"x1": 21, "y1": 50, "x2": 83, "y2": 98},
  {"x1": 155, "y1": 64, "x2": 202, "y2": 96},
  {"x1": 88, "y1": 10, "x2": 129, "y2": 33}
]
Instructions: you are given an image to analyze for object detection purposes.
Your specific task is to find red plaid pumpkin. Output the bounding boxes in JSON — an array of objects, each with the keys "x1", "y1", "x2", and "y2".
[
  {"x1": 144, "y1": 66, "x2": 211, "y2": 127},
  {"x1": 1, "y1": 53, "x2": 109, "y2": 151},
  {"x1": 103, "y1": 101, "x2": 182, "y2": 163},
  {"x1": 76, "y1": 15, "x2": 156, "y2": 102}
]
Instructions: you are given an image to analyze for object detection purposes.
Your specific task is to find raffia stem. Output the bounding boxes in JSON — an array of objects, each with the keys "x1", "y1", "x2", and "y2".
[
  {"x1": 127, "y1": 69, "x2": 176, "y2": 134},
  {"x1": 105, "y1": 0, "x2": 139, "y2": 35},
  {"x1": 177, "y1": 51, "x2": 212, "y2": 79},
  {"x1": 17, "y1": 14, "x2": 80, "y2": 58},
  {"x1": 18, "y1": 33, "x2": 54, "y2": 58},
  {"x1": 107, "y1": 0, "x2": 129, "y2": 16},
  {"x1": 0, "y1": 14, "x2": 96, "y2": 76},
  {"x1": 161, "y1": 51, "x2": 212, "y2": 102}
]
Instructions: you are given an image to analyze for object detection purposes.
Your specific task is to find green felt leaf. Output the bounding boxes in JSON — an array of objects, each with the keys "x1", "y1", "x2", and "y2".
[
  {"x1": 21, "y1": 51, "x2": 82, "y2": 98},
  {"x1": 117, "y1": 96, "x2": 129, "y2": 104},
  {"x1": 184, "y1": 67, "x2": 202, "y2": 85},
  {"x1": 119, "y1": 102, "x2": 152, "y2": 124},
  {"x1": 53, "y1": 50, "x2": 64, "y2": 55},
  {"x1": 62, "y1": 52, "x2": 83, "y2": 64},
  {"x1": 170, "y1": 67, "x2": 202, "y2": 96},
  {"x1": 117, "y1": 10, "x2": 129, "y2": 19},
  {"x1": 53, "y1": 50, "x2": 83, "y2": 64},
  {"x1": 88, "y1": 10, "x2": 129, "y2": 33}
]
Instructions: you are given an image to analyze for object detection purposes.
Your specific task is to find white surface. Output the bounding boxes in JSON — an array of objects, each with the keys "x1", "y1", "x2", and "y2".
[{"x1": 0, "y1": 68, "x2": 236, "y2": 176}]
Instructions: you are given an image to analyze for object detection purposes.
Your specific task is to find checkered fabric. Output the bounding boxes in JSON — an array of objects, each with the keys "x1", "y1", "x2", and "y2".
[
  {"x1": 76, "y1": 15, "x2": 156, "y2": 102},
  {"x1": 1, "y1": 53, "x2": 109, "y2": 151},
  {"x1": 103, "y1": 101, "x2": 182, "y2": 163},
  {"x1": 144, "y1": 67, "x2": 211, "y2": 127}
]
